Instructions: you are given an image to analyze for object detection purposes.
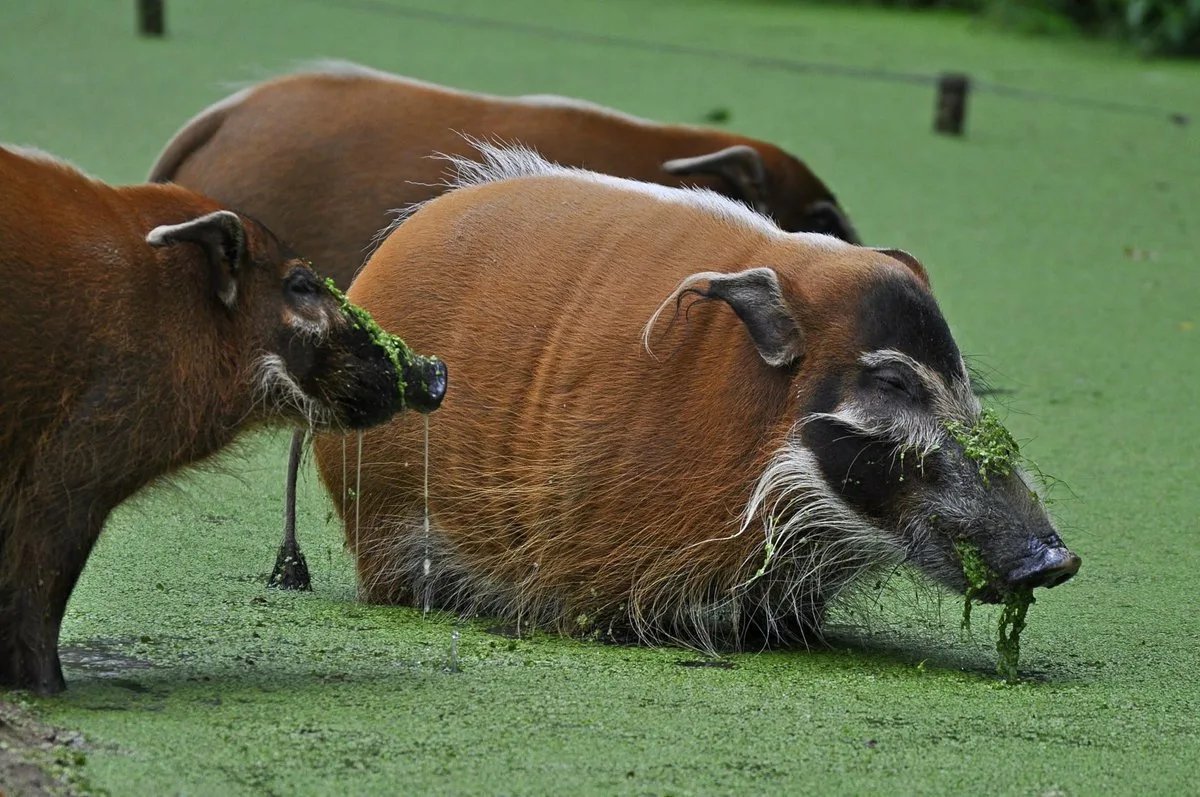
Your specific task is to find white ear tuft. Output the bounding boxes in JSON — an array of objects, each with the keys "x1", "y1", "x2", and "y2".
[
  {"x1": 145, "y1": 210, "x2": 245, "y2": 309},
  {"x1": 146, "y1": 210, "x2": 241, "y2": 248}
]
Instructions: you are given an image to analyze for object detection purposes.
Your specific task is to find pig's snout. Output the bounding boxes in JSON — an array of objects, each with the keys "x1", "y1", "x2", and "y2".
[
  {"x1": 403, "y1": 356, "x2": 448, "y2": 414},
  {"x1": 1006, "y1": 544, "x2": 1081, "y2": 589}
]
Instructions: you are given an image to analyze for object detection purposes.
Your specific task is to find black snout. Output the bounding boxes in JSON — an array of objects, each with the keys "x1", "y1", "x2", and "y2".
[
  {"x1": 403, "y1": 356, "x2": 448, "y2": 413},
  {"x1": 1007, "y1": 546, "x2": 1081, "y2": 589}
]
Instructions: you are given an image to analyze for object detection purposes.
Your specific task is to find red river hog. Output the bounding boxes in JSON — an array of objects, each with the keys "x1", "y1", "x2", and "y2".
[
  {"x1": 0, "y1": 145, "x2": 445, "y2": 693},
  {"x1": 149, "y1": 59, "x2": 859, "y2": 291},
  {"x1": 151, "y1": 60, "x2": 861, "y2": 591},
  {"x1": 312, "y1": 145, "x2": 1079, "y2": 652}
]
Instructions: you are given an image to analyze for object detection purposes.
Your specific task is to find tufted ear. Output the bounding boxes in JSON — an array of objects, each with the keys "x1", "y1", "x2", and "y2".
[
  {"x1": 662, "y1": 145, "x2": 768, "y2": 214},
  {"x1": 147, "y1": 210, "x2": 245, "y2": 308},
  {"x1": 648, "y1": 267, "x2": 803, "y2": 367},
  {"x1": 874, "y1": 247, "x2": 929, "y2": 287}
]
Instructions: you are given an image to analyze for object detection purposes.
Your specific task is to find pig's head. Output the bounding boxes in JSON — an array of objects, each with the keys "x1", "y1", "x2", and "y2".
[
  {"x1": 146, "y1": 210, "x2": 446, "y2": 430},
  {"x1": 661, "y1": 144, "x2": 861, "y2": 244},
  {"x1": 652, "y1": 246, "x2": 1078, "y2": 612},
  {"x1": 796, "y1": 261, "x2": 1080, "y2": 603}
]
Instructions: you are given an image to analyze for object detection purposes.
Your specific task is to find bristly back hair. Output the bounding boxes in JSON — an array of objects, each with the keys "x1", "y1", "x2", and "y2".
[
  {"x1": 364, "y1": 136, "x2": 807, "y2": 264},
  {"x1": 4, "y1": 144, "x2": 92, "y2": 179}
]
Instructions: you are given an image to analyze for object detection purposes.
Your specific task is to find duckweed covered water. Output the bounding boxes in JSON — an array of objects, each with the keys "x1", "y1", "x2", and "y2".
[{"x1": 8, "y1": 0, "x2": 1200, "y2": 793}]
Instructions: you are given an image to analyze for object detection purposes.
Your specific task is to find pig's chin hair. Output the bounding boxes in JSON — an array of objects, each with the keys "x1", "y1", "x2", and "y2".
[
  {"x1": 253, "y1": 354, "x2": 333, "y2": 430},
  {"x1": 698, "y1": 437, "x2": 910, "y2": 649},
  {"x1": 829, "y1": 509, "x2": 966, "y2": 643},
  {"x1": 348, "y1": 429, "x2": 919, "y2": 656}
]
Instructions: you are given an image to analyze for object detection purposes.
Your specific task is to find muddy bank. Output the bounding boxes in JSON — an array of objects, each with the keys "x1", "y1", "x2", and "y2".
[{"x1": 0, "y1": 700, "x2": 90, "y2": 797}]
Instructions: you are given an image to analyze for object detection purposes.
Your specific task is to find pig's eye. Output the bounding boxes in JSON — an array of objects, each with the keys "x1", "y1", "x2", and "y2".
[
  {"x1": 872, "y1": 366, "x2": 914, "y2": 399},
  {"x1": 285, "y1": 270, "x2": 321, "y2": 297}
]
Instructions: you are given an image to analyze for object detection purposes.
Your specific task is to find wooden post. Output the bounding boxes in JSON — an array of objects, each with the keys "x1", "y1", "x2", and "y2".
[
  {"x1": 934, "y1": 72, "x2": 969, "y2": 136},
  {"x1": 138, "y1": 0, "x2": 164, "y2": 37}
]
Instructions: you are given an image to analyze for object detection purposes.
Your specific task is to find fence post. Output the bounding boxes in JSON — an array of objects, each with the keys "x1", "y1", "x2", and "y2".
[
  {"x1": 138, "y1": 0, "x2": 165, "y2": 37},
  {"x1": 934, "y1": 72, "x2": 969, "y2": 136}
]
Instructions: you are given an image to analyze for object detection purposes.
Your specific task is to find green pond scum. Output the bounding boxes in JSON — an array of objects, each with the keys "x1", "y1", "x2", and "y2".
[
  {"x1": 323, "y1": 277, "x2": 442, "y2": 405},
  {"x1": 945, "y1": 408, "x2": 1022, "y2": 484},
  {"x1": 955, "y1": 540, "x2": 991, "y2": 631},
  {"x1": 10, "y1": 0, "x2": 1200, "y2": 793},
  {"x1": 954, "y1": 541, "x2": 1036, "y2": 681},
  {"x1": 947, "y1": 410, "x2": 1044, "y2": 679}
]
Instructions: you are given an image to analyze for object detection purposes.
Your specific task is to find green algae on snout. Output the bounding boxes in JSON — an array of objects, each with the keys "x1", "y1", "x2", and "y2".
[
  {"x1": 945, "y1": 408, "x2": 1021, "y2": 484},
  {"x1": 995, "y1": 586, "x2": 1034, "y2": 682},
  {"x1": 954, "y1": 540, "x2": 1036, "y2": 681},
  {"x1": 323, "y1": 277, "x2": 441, "y2": 407},
  {"x1": 955, "y1": 540, "x2": 991, "y2": 632},
  {"x1": 948, "y1": 411, "x2": 1043, "y2": 679}
]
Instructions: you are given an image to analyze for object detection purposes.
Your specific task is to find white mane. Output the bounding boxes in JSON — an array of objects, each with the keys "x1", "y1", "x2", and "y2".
[{"x1": 369, "y1": 138, "x2": 852, "y2": 259}]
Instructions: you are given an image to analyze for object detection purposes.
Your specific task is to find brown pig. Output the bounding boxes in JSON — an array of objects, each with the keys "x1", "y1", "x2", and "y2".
[
  {"x1": 0, "y1": 145, "x2": 445, "y2": 694},
  {"x1": 149, "y1": 60, "x2": 859, "y2": 291},
  {"x1": 313, "y1": 144, "x2": 1078, "y2": 652},
  {"x1": 150, "y1": 61, "x2": 860, "y2": 590}
]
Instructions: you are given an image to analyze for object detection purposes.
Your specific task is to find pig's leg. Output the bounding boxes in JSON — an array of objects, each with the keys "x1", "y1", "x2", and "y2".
[
  {"x1": 269, "y1": 429, "x2": 311, "y2": 590},
  {"x1": 0, "y1": 497, "x2": 104, "y2": 694},
  {"x1": 739, "y1": 593, "x2": 828, "y2": 650}
]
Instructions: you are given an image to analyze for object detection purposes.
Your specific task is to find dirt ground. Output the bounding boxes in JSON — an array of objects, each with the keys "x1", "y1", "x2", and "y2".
[{"x1": 0, "y1": 701, "x2": 89, "y2": 797}]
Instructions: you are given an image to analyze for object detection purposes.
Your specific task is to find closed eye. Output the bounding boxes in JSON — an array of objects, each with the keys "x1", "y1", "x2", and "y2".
[
  {"x1": 286, "y1": 269, "x2": 321, "y2": 297},
  {"x1": 871, "y1": 366, "x2": 915, "y2": 399}
]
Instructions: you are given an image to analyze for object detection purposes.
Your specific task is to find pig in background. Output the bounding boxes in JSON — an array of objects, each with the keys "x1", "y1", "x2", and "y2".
[
  {"x1": 149, "y1": 60, "x2": 860, "y2": 590},
  {"x1": 149, "y1": 59, "x2": 860, "y2": 290}
]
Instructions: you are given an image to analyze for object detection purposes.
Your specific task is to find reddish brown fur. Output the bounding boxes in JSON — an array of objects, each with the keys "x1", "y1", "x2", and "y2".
[
  {"x1": 0, "y1": 146, "x2": 404, "y2": 693},
  {"x1": 149, "y1": 62, "x2": 854, "y2": 287},
  {"x1": 313, "y1": 160, "x2": 914, "y2": 649}
]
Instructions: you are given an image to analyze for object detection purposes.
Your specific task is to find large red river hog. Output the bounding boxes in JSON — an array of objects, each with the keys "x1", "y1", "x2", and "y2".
[
  {"x1": 0, "y1": 145, "x2": 445, "y2": 694},
  {"x1": 313, "y1": 144, "x2": 1080, "y2": 650},
  {"x1": 148, "y1": 60, "x2": 859, "y2": 292}
]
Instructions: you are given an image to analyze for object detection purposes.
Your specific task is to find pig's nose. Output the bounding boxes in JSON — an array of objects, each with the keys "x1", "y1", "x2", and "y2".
[
  {"x1": 403, "y1": 357, "x2": 447, "y2": 414},
  {"x1": 1007, "y1": 546, "x2": 1081, "y2": 589}
]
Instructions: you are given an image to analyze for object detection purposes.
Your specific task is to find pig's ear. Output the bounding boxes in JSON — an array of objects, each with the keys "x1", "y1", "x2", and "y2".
[
  {"x1": 646, "y1": 267, "x2": 803, "y2": 367},
  {"x1": 662, "y1": 145, "x2": 768, "y2": 214},
  {"x1": 874, "y1": 247, "x2": 929, "y2": 287},
  {"x1": 800, "y1": 200, "x2": 861, "y2": 245},
  {"x1": 147, "y1": 210, "x2": 245, "y2": 308}
]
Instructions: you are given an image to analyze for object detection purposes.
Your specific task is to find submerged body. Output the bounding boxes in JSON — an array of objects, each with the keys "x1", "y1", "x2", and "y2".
[
  {"x1": 149, "y1": 60, "x2": 858, "y2": 288},
  {"x1": 0, "y1": 146, "x2": 442, "y2": 693},
  {"x1": 314, "y1": 147, "x2": 1078, "y2": 651}
]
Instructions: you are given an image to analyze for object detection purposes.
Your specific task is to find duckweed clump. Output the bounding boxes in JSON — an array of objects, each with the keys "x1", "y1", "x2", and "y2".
[
  {"x1": 954, "y1": 540, "x2": 1036, "y2": 681},
  {"x1": 995, "y1": 587, "x2": 1034, "y2": 682},
  {"x1": 945, "y1": 408, "x2": 1021, "y2": 484},
  {"x1": 324, "y1": 277, "x2": 433, "y2": 406},
  {"x1": 955, "y1": 540, "x2": 990, "y2": 631}
]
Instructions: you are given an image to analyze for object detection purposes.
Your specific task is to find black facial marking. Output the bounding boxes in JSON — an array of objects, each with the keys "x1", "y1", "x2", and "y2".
[
  {"x1": 857, "y1": 275, "x2": 961, "y2": 381},
  {"x1": 804, "y1": 373, "x2": 908, "y2": 520},
  {"x1": 804, "y1": 417, "x2": 911, "y2": 522},
  {"x1": 805, "y1": 371, "x2": 844, "y2": 416},
  {"x1": 320, "y1": 325, "x2": 403, "y2": 428},
  {"x1": 284, "y1": 322, "x2": 403, "y2": 428}
]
